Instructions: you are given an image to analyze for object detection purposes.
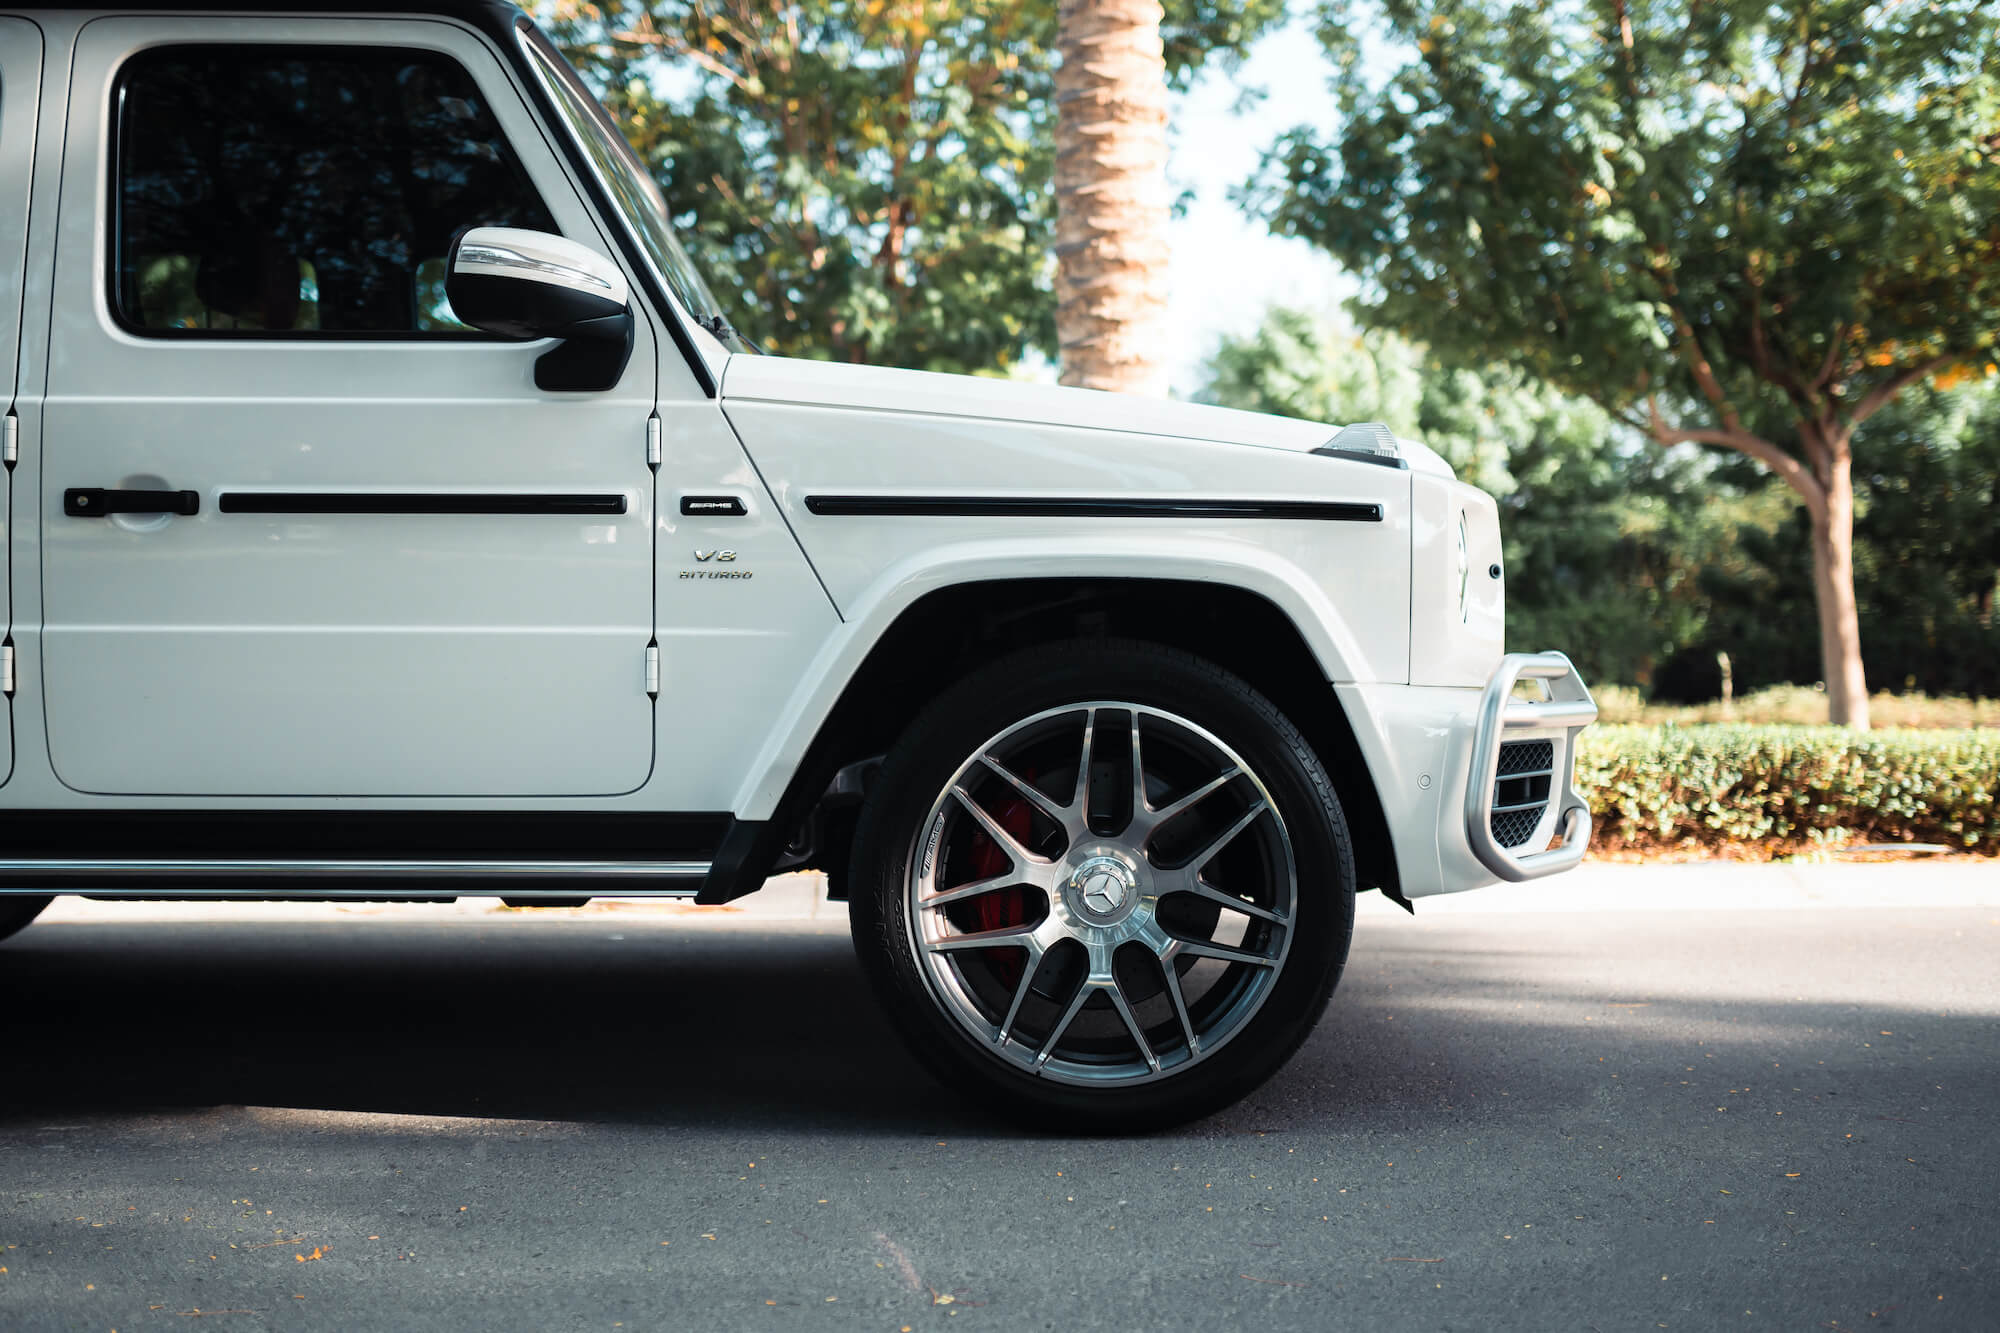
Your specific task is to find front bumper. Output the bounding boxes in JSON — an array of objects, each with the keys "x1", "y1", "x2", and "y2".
[
  {"x1": 1461, "y1": 651, "x2": 1598, "y2": 882},
  {"x1": 1331, "y1": 651, "x2": 1597, "y2": 899}
]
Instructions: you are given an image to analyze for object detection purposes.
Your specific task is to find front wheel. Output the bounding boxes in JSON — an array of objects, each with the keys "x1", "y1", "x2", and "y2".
[{"x1": 849, "y1": 640, "x2": 1356, "y2": 1131}]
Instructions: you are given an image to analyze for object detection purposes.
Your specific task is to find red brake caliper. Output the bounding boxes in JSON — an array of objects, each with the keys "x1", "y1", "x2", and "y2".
[{"x1": 966, "y1": 779, "x2": 1036, "y2": 989}]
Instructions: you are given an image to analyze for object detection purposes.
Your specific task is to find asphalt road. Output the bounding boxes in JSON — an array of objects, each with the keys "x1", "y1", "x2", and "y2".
[{"x1": 2, "y1": 876, "x2": 1996, "y2": 1331}]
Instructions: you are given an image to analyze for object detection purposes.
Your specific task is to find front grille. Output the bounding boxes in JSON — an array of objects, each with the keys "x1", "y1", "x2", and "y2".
[
  {"x1": 1497, "y1": 739, "x2": 1553, "y2": 776},
  {"x1": 1490, "y1": 739, "x2": 1555, "y2": 848}
]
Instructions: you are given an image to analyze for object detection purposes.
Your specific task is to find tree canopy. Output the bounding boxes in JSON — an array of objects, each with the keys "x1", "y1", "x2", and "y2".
[
  {"x1": 1200, "y1": 309, "x2": 1741, "y2": 686},
  {"x1": 1261, "y1": 0, "x2": 2000, "y2": 427},
  {"x1": 537, "y1": 0, "x2": 1281, "y2": 373},
  {"x1": 1202, "y1": 307, "x2": 2000, "y2": 699},
  {"x1": 1255, "y1": 0, "x2": 2000, "y2": 722}
]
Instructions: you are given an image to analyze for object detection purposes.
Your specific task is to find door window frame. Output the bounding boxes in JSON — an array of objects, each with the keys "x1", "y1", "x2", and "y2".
[
  {"x1": 59, "y1": 13, "x2": 713, "y2": 400},
  {"x1": 103, "y1": 40, "x2": 555, "y2": 344}
]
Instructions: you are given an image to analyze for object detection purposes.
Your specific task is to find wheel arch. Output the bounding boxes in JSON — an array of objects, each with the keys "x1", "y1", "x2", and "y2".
[{"x1": 700, "y1": 577, "x2": 1400, "y2": 905}]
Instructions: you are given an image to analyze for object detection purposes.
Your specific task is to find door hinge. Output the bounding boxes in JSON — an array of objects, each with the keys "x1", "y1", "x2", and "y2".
[
  {"x1": 644, "y1": 641, "x2": 660, "y2": 697},
  {"x1": 1, "y1": 642, "x2": 14, "y2": 697},
  {"x1": 645, "y1": 414, "x2": 661, "y2": 468},
  {"x1": 2, "y1": 412, "x2": 17, "y2": 465}
]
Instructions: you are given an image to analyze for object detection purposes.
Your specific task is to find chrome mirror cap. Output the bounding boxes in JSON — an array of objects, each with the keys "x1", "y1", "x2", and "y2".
[
  {"x1": 445, "y1": 226, "x2": 635, "y2": 392},
  {"x1": 451, "y1": 226, "x2": 630, "y2": 308}
]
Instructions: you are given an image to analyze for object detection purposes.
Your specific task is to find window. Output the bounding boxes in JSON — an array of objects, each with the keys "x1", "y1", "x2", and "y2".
[{"x1": 113, "y1": 45, "x2": 558, "y2": 336}]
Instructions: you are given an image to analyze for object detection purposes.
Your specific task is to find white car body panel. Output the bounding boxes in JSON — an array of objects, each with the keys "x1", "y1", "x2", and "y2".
[
  {"x1": 648, "y1": 398, "x2": 842, "y2": 815},
  {"x1": 726, "y1": 354, "x2": 1339, "y2": 456},
  {"x1": 0, "y1": 3, "x2": 1595, "y2": 904},
  {"x1": 39, "y1": 17, "x2": 665, "y2": 797},
  {"x1": 722, "y1": 359, "x2": 1416, "y2": 684},
  {"x1": 1409, "y1": 474, "x2": 1507, "y2": 688},
  {"x1": 0, "y1": 16, "x2": 42, "y2": 789}
]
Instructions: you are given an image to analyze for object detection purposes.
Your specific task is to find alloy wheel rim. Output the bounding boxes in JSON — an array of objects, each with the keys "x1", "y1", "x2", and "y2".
[{"x1": 905, "y1": 702, "x2": 1297, "y2": 1087}]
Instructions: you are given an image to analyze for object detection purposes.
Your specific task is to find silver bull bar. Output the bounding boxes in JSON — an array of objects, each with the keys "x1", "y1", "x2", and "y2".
[{"x1": 1463, "y1": 651, "x2": 1598, "y2": 882}]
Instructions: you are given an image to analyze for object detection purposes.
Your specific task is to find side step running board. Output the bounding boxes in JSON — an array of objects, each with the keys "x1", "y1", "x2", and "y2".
[{"x1": 0, "y1": 859, "x2": 710, "y2": 897}]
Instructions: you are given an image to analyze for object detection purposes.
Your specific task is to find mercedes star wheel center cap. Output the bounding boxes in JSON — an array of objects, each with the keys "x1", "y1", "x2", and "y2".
[{"x1": 1069, "y1": 855, "x2": 1139, "y2": 924}]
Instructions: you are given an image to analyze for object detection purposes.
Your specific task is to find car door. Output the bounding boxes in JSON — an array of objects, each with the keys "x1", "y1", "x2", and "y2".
[
  {"x1": 0, "y1": 17, "x2": 43, "y2": 790},
  {"x1": 41, "y1": 16, "x2": 658, "y2": 797}
]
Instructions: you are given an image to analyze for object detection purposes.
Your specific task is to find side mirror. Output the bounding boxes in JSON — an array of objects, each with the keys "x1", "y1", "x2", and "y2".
[{"x1": 446, "y1": 226, "x2": 635, "y2": 392}]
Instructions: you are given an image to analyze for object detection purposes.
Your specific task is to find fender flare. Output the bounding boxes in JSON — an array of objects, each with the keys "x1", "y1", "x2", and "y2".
[{"x1": 730, "y1": 534, "x2": 1386, "y2": 821}]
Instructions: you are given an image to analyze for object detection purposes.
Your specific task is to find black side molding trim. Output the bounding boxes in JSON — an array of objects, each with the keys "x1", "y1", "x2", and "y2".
[
  {"x1": 802, "y1": 496, "x2": 1383, "y2": 522},
  {"x1": 219, "y1": 493, "x2": 628, "y2": 516}
]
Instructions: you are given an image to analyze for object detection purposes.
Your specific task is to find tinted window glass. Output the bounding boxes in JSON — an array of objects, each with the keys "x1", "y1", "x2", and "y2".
[{"x1": 115, "y1": 45, "x2": 557, "y2": 335}]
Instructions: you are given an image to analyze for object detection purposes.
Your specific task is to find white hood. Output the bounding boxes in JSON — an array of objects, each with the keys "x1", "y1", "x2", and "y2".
[
  {"x1": 721, "y1": 355, "x2": 1332, "y2": 453},
  {"x1": 719, "y1": 354, "x2": 1455, "y2": 475}
]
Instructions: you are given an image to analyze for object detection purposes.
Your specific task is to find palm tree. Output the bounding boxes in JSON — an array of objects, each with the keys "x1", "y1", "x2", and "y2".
[{"x1": 1054, "y1": 0, "x2": 1170, "y2": 395}]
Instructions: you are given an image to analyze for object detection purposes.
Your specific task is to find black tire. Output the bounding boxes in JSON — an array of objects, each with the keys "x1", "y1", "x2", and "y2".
[
  {"x1": 849, "y1": 638, "x2": 1356, "y2": 1131},
  {"x1": 0, "y1": 895, "x2": 54, "y2": 945}
]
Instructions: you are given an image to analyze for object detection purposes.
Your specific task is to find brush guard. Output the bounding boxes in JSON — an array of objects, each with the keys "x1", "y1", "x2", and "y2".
[{"x1": 1463, "y1": 651, "x2": 1598, "y2": 882}]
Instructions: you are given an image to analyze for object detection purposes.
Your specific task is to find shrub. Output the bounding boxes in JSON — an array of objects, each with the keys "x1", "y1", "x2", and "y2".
[
  {"x1": 1592, "y1": 686, "x2": 2000, "y2": 730},
  {"x1": 1576, "y1": 725, "x2": 2000, "y2": 857}
]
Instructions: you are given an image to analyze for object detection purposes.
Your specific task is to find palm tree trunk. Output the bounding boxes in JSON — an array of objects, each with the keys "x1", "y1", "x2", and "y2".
[{"x1": 1055, "y1": 0, "x2": 1171, "y2": 395}]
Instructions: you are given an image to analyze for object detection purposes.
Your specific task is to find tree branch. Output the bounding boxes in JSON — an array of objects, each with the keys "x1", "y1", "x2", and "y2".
[
  {"x1": 1612, "y1": 405, "x2": 1653, "y2": 436},
  {"x1": 1843, "y1": 354, "x2": 1954, "y2": 429},
  {"x1": 1667, "y1": 306, "x2": 1745, "y2": 433},
  {"x1": 1643, "y1": 395, "x2": 1826, "y2": 513},
  {"x1": 612, "y1": 28, "x2": 754, "y2": 93},
  {"x1": 1642, "y1": 260, "x2": 1749, "y2": 434},
  {"x1": 1813, "y1": 323, "x2": 1848, "y2": 391}
]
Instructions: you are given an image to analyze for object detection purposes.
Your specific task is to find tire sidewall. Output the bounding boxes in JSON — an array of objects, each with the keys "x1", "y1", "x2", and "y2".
[{"x1": 850, "y1": 640, "x2": 1356, "y2": 1130}]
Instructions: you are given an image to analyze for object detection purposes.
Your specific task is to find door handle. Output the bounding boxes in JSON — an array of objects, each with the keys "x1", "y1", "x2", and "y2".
[{"x1": 64, "y1": 488, "x2": 201, "y2": 518}]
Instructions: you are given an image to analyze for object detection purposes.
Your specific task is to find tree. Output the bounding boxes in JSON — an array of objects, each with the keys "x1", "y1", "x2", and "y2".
[
  {"x1": 1852, "y1": 381, "x2": 2000, "y2": 696},
  {"x1": 1198, "y1": 308, "x2": 1755, "y2": 685},
  {"x1": 1055, "y1": 0, "x2": 1170, "y2": 392},
  {"x1": 537, "y1": 0, "x2": 1280, "y2": 376},
  {"x1": 1257, "y1": 0, "x2": 2000, "y2": 725}
]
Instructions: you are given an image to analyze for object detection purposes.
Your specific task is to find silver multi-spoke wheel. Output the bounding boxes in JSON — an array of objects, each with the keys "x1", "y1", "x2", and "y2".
[{"x1": 906, "y1": 702, "x2": 1297, "y2": 1086}]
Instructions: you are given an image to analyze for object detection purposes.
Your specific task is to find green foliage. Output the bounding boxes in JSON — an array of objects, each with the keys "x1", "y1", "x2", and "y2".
[
  {"x1": 1159, "y1": 0, "x2": 1286, "y2": 89},
  {"x1": 1579, "y1": 725, "x2": 2000, "y2": 855},
  {"x1": 1258, "y1": 0, "x2": 2000, "y2": 720},
  {"x1": 1594, "y1": 685, "x2": 2000, "y2": 730},
  {"x1": 1201, "y1": 306, "x2": 2000, "y2": 698},
  {"x1": 1259, "y1": 0, "x2": 2000, "y2": 431},
  {"x1": 536, "y1": 0, "x2": 1281, "y2": 372},
  {"x1": 1646, "y1": 380, "x2": 2000, "y2": 699},
  {"x1": 1198, "y1": 309, "x2": 1776, "y2": 685},
  {"x1": 1853, "y1": 383, "x2": 2000, "y2": 694}
]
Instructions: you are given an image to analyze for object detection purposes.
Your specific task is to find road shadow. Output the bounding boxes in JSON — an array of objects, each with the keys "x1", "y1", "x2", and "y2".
[
  {"x1": 1229, "y1": 906, "x2": 2000, "y2": 1134},
  {"x1": 3, "y1": 905, "x2": 1996, "y2": 1142},
  {"x1": 1, "y1": 914, "x2": 996, "y2": 1135}
]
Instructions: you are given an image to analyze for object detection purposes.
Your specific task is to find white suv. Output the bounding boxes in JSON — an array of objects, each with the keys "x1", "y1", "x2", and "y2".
[{"x1": 0, "y1": 1, "x2": 1596, "y2": 1127}]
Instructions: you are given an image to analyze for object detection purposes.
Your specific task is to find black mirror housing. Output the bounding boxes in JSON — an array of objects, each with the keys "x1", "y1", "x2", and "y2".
[{"x1": 446, "y1": 226, "x2": 635, "y2": 392}]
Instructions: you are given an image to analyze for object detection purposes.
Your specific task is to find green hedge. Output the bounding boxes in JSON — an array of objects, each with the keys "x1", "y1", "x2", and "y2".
[{"x1": 1575, "y1": 725, "x2": 2000, "y2": 856}]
